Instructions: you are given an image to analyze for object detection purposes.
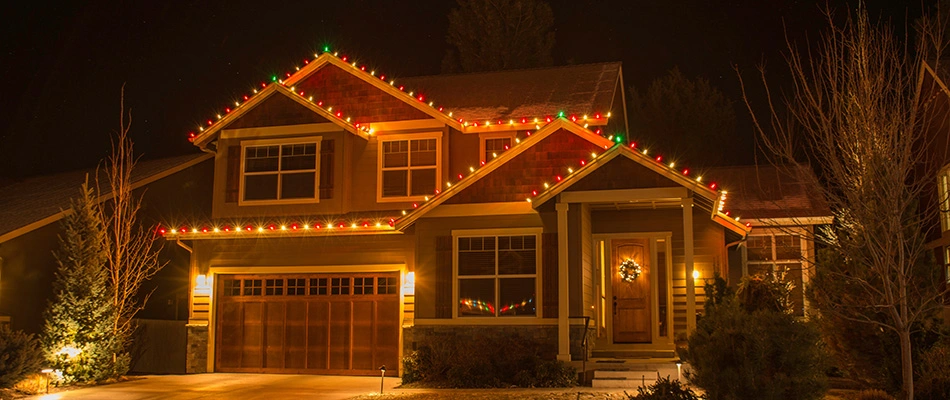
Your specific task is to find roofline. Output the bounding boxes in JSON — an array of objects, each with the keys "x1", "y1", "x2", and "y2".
[
  {"x1": 0, "y1": 153, "x2": 214, "y2": 244},
  {"x1": 394, "y1": 118, "x2": 614, "y2": 230},
  {"x1": 284, "y1": 53, "x2": 463, "y2": 129},
  {"x1": 531, "y1": 144, "x2": 720, "y2": 206},
  {"x1": 192, "y1": 85, "x2": 369, "y2": 148}
]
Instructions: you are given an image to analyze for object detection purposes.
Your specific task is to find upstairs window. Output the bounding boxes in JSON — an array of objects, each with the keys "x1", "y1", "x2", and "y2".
[
  {"x1": 379, "y1": 134, "x2": 440, "y2": 201},
  {"x1": 480, "y1": 133, "x2": 515, "y2": 163},
  {"x1": 240, "y1": 137, "x2": 321, "y2": 204}
]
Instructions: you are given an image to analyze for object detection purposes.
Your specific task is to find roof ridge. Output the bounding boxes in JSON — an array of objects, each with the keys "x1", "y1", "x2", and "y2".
[{"x1": 401, "y1": 61, "x2": 623, "y2": 81}]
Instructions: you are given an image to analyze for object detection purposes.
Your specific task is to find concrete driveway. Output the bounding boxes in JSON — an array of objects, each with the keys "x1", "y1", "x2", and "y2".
[{"x1": 26, "y1": 373, "x2": 400, "y2": 400}]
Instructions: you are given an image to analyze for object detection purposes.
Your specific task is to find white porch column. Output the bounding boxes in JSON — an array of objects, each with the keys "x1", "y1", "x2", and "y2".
[
  {"x1": 556, "y1": 202, "x2": 571, "y2": 361},
  {"x1": 683, "y1": 198, "x2": 696, "y2": 332}
]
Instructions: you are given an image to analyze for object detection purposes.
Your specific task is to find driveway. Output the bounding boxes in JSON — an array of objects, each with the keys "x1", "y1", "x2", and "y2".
[{"x1": 26, "y1": 373, "x2": 399, "y2": 400}]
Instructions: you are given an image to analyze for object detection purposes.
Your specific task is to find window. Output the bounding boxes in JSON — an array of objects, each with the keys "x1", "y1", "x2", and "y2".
[
  {"x1": 479, "y1": 133, "x2": 516, "y2": 163},
  {"x1": 746, "y1": 234, "x2": 805, "y2": 316},
  {"x1": 939, "y1": 167, "x2": 950, "y2": 232},
  {"x1": 379, "y1": 134, "x2": 440, "y2": 200},
  {"x1": 241, "y1": 137, "x2": 321, "y2": 204},
  {"x1": 456, "y1": 232, "x2": 539, "y2": 317}
]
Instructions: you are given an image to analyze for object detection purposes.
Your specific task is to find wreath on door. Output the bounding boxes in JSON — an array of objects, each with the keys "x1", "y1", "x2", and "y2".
[{"x1": 619, "y1": 258, "x2": 642, "y2": 282}]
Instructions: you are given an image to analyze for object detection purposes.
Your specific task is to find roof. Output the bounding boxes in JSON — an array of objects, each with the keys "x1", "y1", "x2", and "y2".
[
  {"x1": 400, "y1": 62, "x2": 622, "y2": 122},
  {"x1": 708, "y1": 164, "x2": 831, "y2": 223},
  {"x1": 0, "y1": 152, "x2": 213, "y2": 243}
]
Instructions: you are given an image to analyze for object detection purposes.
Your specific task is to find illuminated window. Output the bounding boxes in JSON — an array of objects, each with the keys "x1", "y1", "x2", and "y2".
[
  {"x1": 746, "y1": 234, "x2": 805, "y2": 316},
  {"x1": 241, "y1": 137, "x2": 321, "y2": 204},
  {"x1": 484, "y1": 137, "x2": 511, "y2": 161},
  {"x1": 379, "y1": 134, "x2": 440, "y2": 200},
  {"x1": 939, "y1": 166, "x2": 950, "y2": 232},
  {"x1": 456, "y1": 233, "x2": 539, "y2": 317}
]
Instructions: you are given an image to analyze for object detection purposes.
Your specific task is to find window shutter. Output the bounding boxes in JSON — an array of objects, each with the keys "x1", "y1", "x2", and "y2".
[
  {"x1": 435, "y1": 235, "x2": 453, "y2": 318},
  {"x1": 320, "y1": 140, "x2": 335, "y2": 199},
  {"x1": 225, "y1": 145, "x2": 241, "y2": 203},
  {"x1": 542, "y1": 232, "x2": 558, "y2": 318}
]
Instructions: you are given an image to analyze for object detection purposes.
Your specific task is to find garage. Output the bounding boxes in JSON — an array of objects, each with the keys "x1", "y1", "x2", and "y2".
[{"x1": 214, "y1": 272, "x2": 400, "y2": 376}]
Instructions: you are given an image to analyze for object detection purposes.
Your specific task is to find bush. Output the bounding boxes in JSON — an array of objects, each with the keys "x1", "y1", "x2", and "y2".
[
  {"x1": 915, "y1": 340, "x2": 950, "y2": 400},
  {"x1": 402, "y1": 329, "x2": 576, "y2": 388},
  {"x1": 849, "y1": 389, "x2": 894, "y2": 400},
  {"x1": 626, "y1": 375, "x2": 703, "y2": 400},
  {"x1": 0, "y1": 326, "x2": 44, "y2": 388},
  {"x1": 683, "y1": 278, "x2": 826, "y2": 400}
]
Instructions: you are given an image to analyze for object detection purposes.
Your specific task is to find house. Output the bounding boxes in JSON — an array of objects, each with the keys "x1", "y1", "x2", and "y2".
[
  {"x1": 920, "y1": 61, "x2": 950, "y2": 322},
  {"x1": 0, "y1": 153, "x2": 212, "y2": 335},
  {"x1": 708, "y1": 164, "x2": 832, "y2": 316},
  {"x1": 160, "y1": 50, "x2": 781, "y2": 377}
]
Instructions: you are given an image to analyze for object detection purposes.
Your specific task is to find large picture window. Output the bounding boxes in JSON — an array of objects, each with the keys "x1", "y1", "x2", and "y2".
[
  {"x1": 456, "y1": 233, "x2": 539, "y2": 317},
  {"x1": 241, "y1": 137, "x2": 321, "y2": 203},
  {"x1": 379, "y1": 134, "x2": 439, "y2": 200}
]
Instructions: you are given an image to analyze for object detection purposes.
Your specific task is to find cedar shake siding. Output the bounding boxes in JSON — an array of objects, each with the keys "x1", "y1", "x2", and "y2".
[{"x1": 296, "y1": 64, "x2": 433, "y2": 123}]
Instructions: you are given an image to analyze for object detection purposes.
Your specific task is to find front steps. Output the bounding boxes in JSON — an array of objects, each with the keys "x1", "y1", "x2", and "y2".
[{"x1": 585, "y1": 359, "x2": 683, "y2": 389}]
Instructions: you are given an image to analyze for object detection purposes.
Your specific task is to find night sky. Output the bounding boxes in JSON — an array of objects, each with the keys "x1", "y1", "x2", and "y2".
[{"x1": 0, "y1": 0, "x2": 928, "y2": 181}]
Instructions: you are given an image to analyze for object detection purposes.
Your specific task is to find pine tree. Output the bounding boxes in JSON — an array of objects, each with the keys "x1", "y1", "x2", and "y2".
[{"x1": 42, "y1": 180, "x2": 120, "y2": 383}]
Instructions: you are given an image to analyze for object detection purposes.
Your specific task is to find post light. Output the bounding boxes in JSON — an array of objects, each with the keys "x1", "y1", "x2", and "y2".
[{"x1": 675, "y1": 360, "x2": 683, "y2": 381}]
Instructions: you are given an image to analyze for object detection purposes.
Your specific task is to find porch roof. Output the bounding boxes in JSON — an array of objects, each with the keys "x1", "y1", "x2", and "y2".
[{"x1": 707, "y1": 164, "x2": 831, "y2": 224}]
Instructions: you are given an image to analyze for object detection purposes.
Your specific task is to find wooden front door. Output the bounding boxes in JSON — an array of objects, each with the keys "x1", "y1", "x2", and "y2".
[
  {"x1": 612, "y1": 239, "x2": 652, "y2": 343},
  {"x1": 214, "y1": 272, "x2": 400, "y2": 376}
]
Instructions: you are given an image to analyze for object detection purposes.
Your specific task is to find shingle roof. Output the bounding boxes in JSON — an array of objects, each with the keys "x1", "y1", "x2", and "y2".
[
  {"x1": 399, "y1": 62, "x2": 622, "y2": 122},
  {"x1": 0, "y1": 152, "x2": 212, "y2": 242},
  {"x1": 708, "y1": 164, "x2": 832, "y2": 221}
]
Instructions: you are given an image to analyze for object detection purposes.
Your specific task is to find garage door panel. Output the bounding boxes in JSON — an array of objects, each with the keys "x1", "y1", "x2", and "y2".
[
  {"x1": 216, "y1": 272, "x2": 400, "y2": 376},
  {"x1": 284, "y1": 301, "x2": 307, "y2": 370},
  {"x1": 241, "y1": 302, "x2": 263, "y2": 369},
  {"x1": 328, "y1": 301, "x2": 351, "y2": 370},
  {"x1": 264, "y1": 302, "x2": 285, "y2": 369},
  {"x1": 306, "y1": 301, "x2": 330, "y2": 370},
  {"x1": 351, "y1": 301, "x2": 375, "y2": 370}
]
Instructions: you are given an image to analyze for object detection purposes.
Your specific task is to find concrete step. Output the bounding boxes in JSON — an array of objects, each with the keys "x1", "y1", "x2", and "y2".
[
  {"x1": 591, "y1": 377, "x2": 658, "y2": 388},
  {"x1": 594, "y1": 369, "x2": 659, "y2": 379}
]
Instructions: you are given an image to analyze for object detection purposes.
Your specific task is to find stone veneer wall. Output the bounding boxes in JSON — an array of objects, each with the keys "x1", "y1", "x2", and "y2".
[
  {"x1": 186, "y1": 324, "x2": 208, "y2": 373},
  {"x1": 404, "y1": 324, "x2": 590, "y2": 362}
]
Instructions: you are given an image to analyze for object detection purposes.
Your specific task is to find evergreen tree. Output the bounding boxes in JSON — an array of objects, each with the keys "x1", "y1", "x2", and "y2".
[
  {"x1": 442, "y1": 0, "x2": 555, "y2": 73},
  {"x1": 42, "y1": 180, "x2": 120, "y2": 383}
]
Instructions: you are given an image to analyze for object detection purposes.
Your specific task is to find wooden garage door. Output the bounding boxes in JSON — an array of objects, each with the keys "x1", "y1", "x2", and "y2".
[{"x1": 214, "y1": 273, "x2": 400, "y2": 376}]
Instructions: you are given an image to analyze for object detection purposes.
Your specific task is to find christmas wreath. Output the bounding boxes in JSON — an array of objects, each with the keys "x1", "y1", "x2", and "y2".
[{"x1": 619, "y1": 258, "x2": 642, "y2": 282}]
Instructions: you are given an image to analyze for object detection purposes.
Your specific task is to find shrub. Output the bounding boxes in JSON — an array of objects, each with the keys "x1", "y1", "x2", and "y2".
[
  {"x1": 0, "y1": 326, "x2": 44, "y2": 388},
  {"x1": 915, "y1": 340, "x2": 950, "y2": 400},
  {"x1": 402, "y1": 329, "x2": 576, "y2": 388},
  {"x1": 683, "y1": 277, "x2": 826, "y2": 400},
  {"x1": 626, "y1": 375, "x2": 703, "y2": 400},
  {"x1": 849, "y1": 389, "x2": 894, "y2": 400}
]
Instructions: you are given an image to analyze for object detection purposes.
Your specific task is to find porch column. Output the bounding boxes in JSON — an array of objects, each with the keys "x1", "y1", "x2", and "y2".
[
  {"x1": 556, "y1": 202, "x2": 571, "y2": 361},
  {"x1": 683, "y1": 198, "x2": 696, "y2": 332}
]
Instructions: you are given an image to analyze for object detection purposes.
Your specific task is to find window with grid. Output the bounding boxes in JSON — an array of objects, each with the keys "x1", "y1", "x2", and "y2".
[
  {"x1": 746, "y1": 234, "x2": 805, "y2": 315},
  {"x1": 242, "y1": 138, "x2": 320, "y2": 203},
  {"x1": 222, "y1": 279, "x2": 241, "y2": 296},
  {"x1": 242, "y1": 279, "x2": 262, "y2": 296},
  {"x1": 380, "y1": 137, "x2": 438, "y2": 199},
  {"x1": 483, "y1": 137, "x2": 511, "y2": 162},
  {"x1": 457, "y1": 235, "x2": 538, "y2": 317}
]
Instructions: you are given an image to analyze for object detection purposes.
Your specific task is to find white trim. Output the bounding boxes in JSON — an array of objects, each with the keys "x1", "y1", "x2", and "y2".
[
  {"x1": 451, "y1": 227, "x2": 544, "y2": 321},
  {"x1": 479, "y1": 131, "x2": 517, "y2": 163},
  {"x1": 221, "y1": 123, "x2": 342, "y2": 140},
  {"x1": 748, "y1": 217, "x2": 833, "y2": 227},
  {"x1": 424, "y1": 202, "x2": 536, "y2": 218},
  {"x1": 238, "y1": 136, "x2": 322, "y2": 206},
  {"x1": 368, "y1": 119, "x2": 445, "y2": 133},
  {"x1": 559, "y1": 188, "x2": 688, "y2": 204},
  {"x1": 376, "y1": 132, "x2": 443, "y2": 203}
]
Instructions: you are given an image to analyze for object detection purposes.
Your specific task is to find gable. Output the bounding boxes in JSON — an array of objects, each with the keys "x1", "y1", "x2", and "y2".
[
  {"x1": 446, "y1": 128, "x2": 605, "y2": 204},
  {"x1": 296, "y1": 64, "x2": 433, "y2": 124},
  {"x1": 224, "y1": 91, "x2": 330, "y2": 130},
  {"x1": 563, "y1": 155, "x2": 680, "y2": 193}
]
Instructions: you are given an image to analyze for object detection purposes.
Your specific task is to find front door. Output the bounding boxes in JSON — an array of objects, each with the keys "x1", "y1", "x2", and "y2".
[{"x1": 612, "y1": 238, "x2": 651, "y2": 343}]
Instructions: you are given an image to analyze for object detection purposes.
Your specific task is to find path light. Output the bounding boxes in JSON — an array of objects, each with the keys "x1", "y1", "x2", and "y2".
[
  {"x1": 41, "y1": 368, "x2": 53, "y2": 393},
  {"x1": 675, "y1": 360, "x2": 683, "y2": 381},
  {"x1": 379, "y1": 365, "x2": 387, "y2": 394}
]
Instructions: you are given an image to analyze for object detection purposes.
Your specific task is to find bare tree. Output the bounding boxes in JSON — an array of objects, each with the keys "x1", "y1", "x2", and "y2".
[
  {"x1": 97, "y1": 88, "x2": 165, "y2": 376},
  {"x1": 737, "y1": 6, "x2": 948, "y2": 399}
]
